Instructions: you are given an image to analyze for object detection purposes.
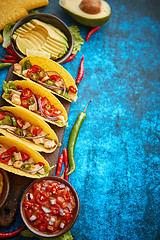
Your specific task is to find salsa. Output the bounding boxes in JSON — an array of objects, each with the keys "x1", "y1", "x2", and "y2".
[{"x1": 21, "y1": 178, "x2": 77, "y2": 235}]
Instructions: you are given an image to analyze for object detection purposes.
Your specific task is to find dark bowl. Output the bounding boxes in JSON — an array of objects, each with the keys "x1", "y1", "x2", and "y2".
[
  {"x1": 11, "y1": 13, "x2": 73, "y2": 64},
  {"x1": 20, "y1": 176, "x2": 79, "y2": 238},
  {"x1": 0, "y1": 169, "x2": 10, "y2": 208}
]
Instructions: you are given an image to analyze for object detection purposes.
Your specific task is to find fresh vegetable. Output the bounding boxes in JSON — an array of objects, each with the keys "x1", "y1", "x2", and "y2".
[
  {"x1": 76, "y1": 55, "x2": 84, "y2": 86},
  {"x1": 56, "y1": 153, "x2": 64, "y2": 177},
  {"x1": 0, "y1": 59, "x2": 17, "y2": 63},
  {"x1": 68, "y1": 25, "x2": 84, "y2": 55},
  {"x1": 2, "y1": 22, "x2": 15, "y2": 48},
  {"x1": 21, "y1": 229, "x2": 73, "y2": 239},
  {"x1": 0, "y1": 63, "x2": 13, "y2": 70},
  {"x1": 64, "y1": 54, "x2": 76, "y2": 63},
  {"x1": 86, "y1": 26, "x2": 101, "y2": 42},
  {"x1": 63, "y1": 143, "x2": 68, "y2": 169},
  {"x1": 64, "y1": 168, "x2": 69, "y2": 181},
  {"x1": 0, "y1": 225, "x2": 25, "y2": 239},
  {"x1": 67, "y1": 100, "x2": 92, "y2": 175}
]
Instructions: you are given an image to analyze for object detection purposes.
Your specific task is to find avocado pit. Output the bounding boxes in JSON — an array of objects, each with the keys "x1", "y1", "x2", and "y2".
[{"x1": 79, "y1": 0, "x2": 101, "y2": 14}]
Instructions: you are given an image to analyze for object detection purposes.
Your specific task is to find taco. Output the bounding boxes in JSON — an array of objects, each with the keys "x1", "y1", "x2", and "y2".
[
  {"x1": 0, "y1": 136, "x2": 54, "y2": 178},
  {"x1": 2, "y1": 80, "x2": 68, "y2": 127},
  {"x1": 0, "y1": 106, "x2": 61, "y2": 153},
  {"x1": 13, "y1": 56, "x2": 78, "y2": 102}
]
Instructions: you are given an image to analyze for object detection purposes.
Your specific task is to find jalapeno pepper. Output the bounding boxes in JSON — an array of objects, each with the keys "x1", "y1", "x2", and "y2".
[
  {"x1": 37, "y1": 69, "x2": 45, "y2": 79},
  {"x1": 36, "y1": 191, "x2": 48, "y2": 204},
  {"x1": 45, "y1": 79, "x2": 55, "y2": 86},
  {"x1": 21, "y1": 163, "x2": 31, "y2": 170},
  {"x1": 14, "y1": 128, "x2": 23, "y2": 136},
  {"x1": 37, "y1": 212, "x2": 45, "y2": 221},
  {"x1": 11, "y1": 116, "x2": 17, "y2": 126},
  {"x1": 22, "y1": 88, "x2": 32, "y2": 98},
  {"x1": 67, "y1": 100, "x2": 92, "y2": 175},
  {"x1": 27, "y1": 97, "x2": 35, "y2": 105},
  {"x1": 51, "y1": 204, "x2": 60, "y2": 215},
  {"x1": 39, "y1": 223, "x2": 47, "y2": 232},
  {"x1": 30, "y1": 73, "x2": 39, "y2": 81},
  {"x1": 69, "y1": 86, "x2": 77, "y2": 94}
]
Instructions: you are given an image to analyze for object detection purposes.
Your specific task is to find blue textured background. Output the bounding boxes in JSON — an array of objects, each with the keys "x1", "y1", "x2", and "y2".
[{"x1": 0, "y1": 0, "x2": 160, "y2": 239}]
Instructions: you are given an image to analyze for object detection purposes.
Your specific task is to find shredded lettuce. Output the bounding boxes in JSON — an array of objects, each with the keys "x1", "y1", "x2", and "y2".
[
  {"x1": 21, "y1": 229, "x2": 73, "y2": 240},
  {"x1": 69, "y1": 25, "x2": 84, "y2": 55},
  {"x1": 2, "y1": 22, "x2": 15, "y2": 48}
]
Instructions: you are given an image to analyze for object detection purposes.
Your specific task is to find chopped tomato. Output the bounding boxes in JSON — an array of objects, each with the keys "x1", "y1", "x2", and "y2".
[
  {"x1": 23, "y1": 201, "x2": 33, "y2": 208},
  {"x1": 39, "y1": 223, "x2": 47, "y2": 232},
  {"x1": 16, "y1": 118, "x2": 24, "y2": 128},
  {"x1": 32, "y1": 126, "x2": 42, "y2": 135},
  {"x1": 17, "y1": 85, "x2": 22, "y2": 90},
  {"x1": 36, "y1": 191, "x2": 48, "y2": 204},
  {"x1": 52, "y1": 107, "x2": 62, "y2": 116},
  {"x1": 49, "y1": 74, "x2": 61, "y2": 82},
  {"x1": 37, "y1": 212, "x2": 45, "y2": 221},
  {"x1": 21, "y1": 97, "x2": 29, "y2": 108},
  {"x1": 0, "y1": 112, "x2": 6, "y2": 120},
  {"x1": 38, "y1": 162, "x2": 45, "y2": 166},
  {"x1": 65, "y1": 213, "x2": 72, "y2": 221},
  {"x1": 51, "y1": 204, "x2": 60, "y2": 215},
  {"x1": 69, "y1": 86, "x2": 77, "y2": 94},
  {"x1": 22, "y1": 88, "x2": 32, "y2": 98},
  {"x1": 21, "y1": 152, "x2": 30, "y2": 161}
]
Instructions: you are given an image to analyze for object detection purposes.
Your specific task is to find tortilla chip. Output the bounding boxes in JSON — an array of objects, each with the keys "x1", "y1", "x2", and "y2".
[
  {"x1": 0, "y1": 106, "x2": 59, "y2": 153},
  {"x1": 0, "y1": 136, "x2": 50, "y2": 178},
  {"x1": 15, "y1": 0, "x2": 49, "y2": 11},
  {"x1": 0, "y1": 1, "x2": 28, "y2": 31}
]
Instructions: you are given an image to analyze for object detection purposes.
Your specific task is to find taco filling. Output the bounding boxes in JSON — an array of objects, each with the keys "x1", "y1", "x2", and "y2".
[
  {"x1": 3, "y1": 81, "x2": 66, "y2": 125},
  {"x1": 0, "y1": 110, "x2": 58, "y2": 150},
  {"x1": 14, "y1": 60, "x2": 77, "y2": 102},
  {"x1": 0, "y1": 144, "x2": 48, "y2": 176}
]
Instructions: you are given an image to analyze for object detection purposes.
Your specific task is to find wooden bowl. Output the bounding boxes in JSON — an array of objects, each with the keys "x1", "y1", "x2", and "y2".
[
  {"x1": 0, "y1": 169, "x2": 10, "y2": 208},
  {"x1": 20, "y1": 176, "x2": 79, "y2": 238}
]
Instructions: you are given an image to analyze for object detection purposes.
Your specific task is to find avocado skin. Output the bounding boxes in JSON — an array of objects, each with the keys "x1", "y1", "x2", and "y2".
[{"x1": 62, "y1": 9, "x2": 111, "y2": 27}]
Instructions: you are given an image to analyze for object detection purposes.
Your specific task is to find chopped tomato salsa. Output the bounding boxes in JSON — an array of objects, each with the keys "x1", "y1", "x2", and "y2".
[{"x1": 22, "y1": 179, "x2": 76, "y2": 235}]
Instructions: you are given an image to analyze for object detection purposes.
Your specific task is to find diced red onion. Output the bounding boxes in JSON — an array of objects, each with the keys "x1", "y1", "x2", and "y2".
[
  {"x1": 59, "y1": 184, "x2": 65, "y2": 189},
  {"x1": 60, "y1": 222, "x2": 65, "y2": 228},
  {"x1": 49, "y1": 217, "x2": 55, "y2": 225},
  {"x1": 41, "y1": 206, "x2": 52, "y2": 213},
  {"x1": 67, "y1": 204, "x2": 72, "y2": 211},
  {"x1": 8, "y1": 131, "x2": 48, "y2": 139},
  {"x1": 59, "y1": 208, "x2": 64, "y2": 216},
  {"x1": 50, "y1": 198, "x2": 56, "y2": 205},
  {"x1": 37, "y1": 81, "x2": 63, "y2": 91},
  {"x1": 26, "y1": 193, "x2": 33, "y2": 201},
  {"x1": 29, "y1": 215, "x2": 37, "y2": 221},
  {"x1": 38, "y1": 98, "x2": 58, "y2": 121}
]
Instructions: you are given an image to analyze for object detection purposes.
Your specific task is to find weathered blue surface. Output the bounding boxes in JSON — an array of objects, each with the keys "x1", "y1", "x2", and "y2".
[{"x1": 0, "y1": 0, "x2": 160, "y2": 239}]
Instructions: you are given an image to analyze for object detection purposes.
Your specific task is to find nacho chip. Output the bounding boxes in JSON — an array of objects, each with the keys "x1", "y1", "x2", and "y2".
[{"x1": 15, "y1": 0, "x2": 49, "y2": 11}]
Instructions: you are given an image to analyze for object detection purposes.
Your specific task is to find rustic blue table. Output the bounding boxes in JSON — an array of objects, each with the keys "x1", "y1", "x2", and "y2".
[{"x1": 0, "y1": 0, "x2": 160, "y2": 239}]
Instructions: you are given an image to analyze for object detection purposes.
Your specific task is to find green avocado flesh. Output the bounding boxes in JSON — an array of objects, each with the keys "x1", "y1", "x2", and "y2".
[
  {"x1": 59, "y1": 0, "x2": 111, "y2": 27},
  {"x1": 12, "y1": 19, "x2": 69, "y2": 60}
]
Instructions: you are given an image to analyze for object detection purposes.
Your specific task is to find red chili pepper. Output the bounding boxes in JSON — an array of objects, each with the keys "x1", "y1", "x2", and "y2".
[
  {"x1": 37, "y1": 212, "x2": 45, "y2": 221},
  {"x1": 62, "y1": 193, "x2": 70, "y2": 201},
  {"x1": 76, "y1": 55, "x2": 84, "y2": 86},
  {"x1": 65, "y1": 213, "x2": 72, "y2": 221},
  {"x1": 69, "y1": 86, "x2": 77, "y2": 94},
  {"x1": 0, "y1": 112, "x2": 6, "y2": 120},
  {"x1": 38, "y1": 162, "x2": 45, "y2": 166},
  {"x1": 39, "y1": 223, "x2": 47, "y2": 232},
  {"x1": 36, "y1": 191, "x2": 48, "y2": 204},
  {"x1": 8, "y1": 45, "x2": 19, "y2": 58},
  {"x1": 64, "y1": 168, "x2": 69, "y2": 182},
  {"x1": 55, "y1": 153, "x2": 64, "y2": 177},
  {"x1": 23, "y1": 201, "x2": 33, "y2": 208},
  {"x1": 0, "y1": 59, "x2": 17, "y2": 63},
  {"x1": 64, "y1": 54, "x2": 76, "y2": 63},
  {"x1": 62, "y1": 143, "x2": 68, "y2": 169},
  {"x1": 0, "y1": 225, "x2": 25, "y2": 239},
  {"x1": 0, "y1": 151, "x2": 12, "y2": 163},
  {"x1": 51, "y1": 204, "x2": 60, "y2": 215},
  {"x1": 86, "y1": 26, "x2": 101, "y2": 42},
  {"x1": 22, "y1": 88, "x2": 32, "y2": 98},
  {"x1": 51, "y1": 185, "x2": 60, "y2": 195},
  {"x1": 32, "y1": 126, "x2": 42, "y2": 135},
  {"x1": 4, "y1": 47, "x2": 15, "y2": 56}
]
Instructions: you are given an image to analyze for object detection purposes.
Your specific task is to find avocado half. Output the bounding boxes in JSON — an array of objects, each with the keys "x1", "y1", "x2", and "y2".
[{"x1": 59, "y1": 0, "x2": 111, "y2": 27}]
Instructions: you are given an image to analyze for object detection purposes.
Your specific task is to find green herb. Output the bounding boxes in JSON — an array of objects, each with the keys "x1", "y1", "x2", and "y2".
[
  {"x1": 28, "y1": 9, "x2": 39, "y2": 15},
  {"x1": 23, "y1": 60, "x2": 32, "y2": 70},
  {"x1": 69, "y1": 25, "x2": 84, "y2": 55},
  {"x1": 21, "y1": 229, "x2": 73, "y2": 240},
  {"x1": 3, "y1": 81, "x2": 17, "y2": 93},
  {"x1": 2, "y1": 22, "x2": 16, "y2": 48}
]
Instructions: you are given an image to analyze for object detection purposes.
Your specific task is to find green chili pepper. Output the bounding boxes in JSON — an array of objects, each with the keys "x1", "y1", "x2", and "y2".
[
  {"x1": 21, "y1": 163, "x2": 31, "y2": 170},
  {"x1": 45, "y1": 104, "x2": 51, "y2": 110},
  {"x1": 11, "y1": 117, "x2": 17, "y2": 126},
  {"x1": 45, "y1": 80, "x2": 55, "y2": 86},
  {"x1": 14, "y1": 128, "x2": 23, "y2": 136},
  {"x1": 27, "y1": 97, "x2": 35, "y2": 105},
  {"x1": 0, "y1": 63, "x2": 13, "y2": 70},
  {"x1": 67, "y1": 100, "x2": 92, "y2": 176}
]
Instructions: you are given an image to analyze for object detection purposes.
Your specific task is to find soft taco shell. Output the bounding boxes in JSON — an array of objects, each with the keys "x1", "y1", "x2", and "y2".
[
  {"x1": 0, "y1": 106, "x2": 59, "y2": 153},
  {"x1": 2, "y1": 80, "x2": 68, "y2": 127},
  {"x1": 15, "y1": 56, "x2": 77, "y2": 102},
  {"x1": 0, "y1": 136, "x2": 50, "y2": 178}
]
